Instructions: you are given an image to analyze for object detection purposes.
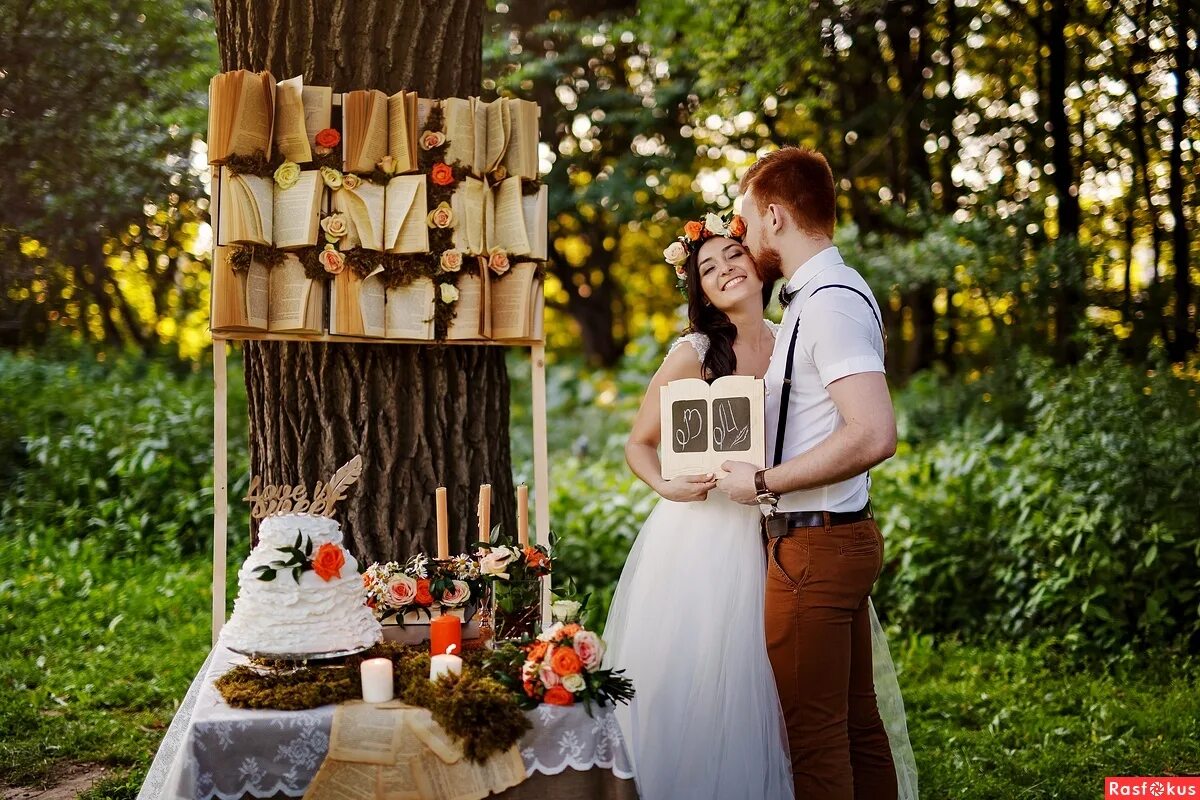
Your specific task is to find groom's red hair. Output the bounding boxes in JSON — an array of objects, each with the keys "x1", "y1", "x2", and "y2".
[{"x1": 739, "y1": 147, "x2": 836, "y2": 238}]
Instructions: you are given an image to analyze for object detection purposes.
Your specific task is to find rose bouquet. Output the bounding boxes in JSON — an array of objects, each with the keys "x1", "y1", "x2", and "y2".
[{"x1": 363, "y1": 553, "x2": 483, "y2": 624}]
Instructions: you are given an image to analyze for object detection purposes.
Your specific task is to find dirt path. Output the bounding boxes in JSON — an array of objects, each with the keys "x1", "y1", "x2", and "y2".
[{"x1": 1, "y1": 765, "x2": 108, "y2": 800}]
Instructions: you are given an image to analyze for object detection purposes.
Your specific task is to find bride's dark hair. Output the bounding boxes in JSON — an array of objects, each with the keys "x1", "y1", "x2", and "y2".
[{"x1": 683, "y1": 237, "x2": 774, "y2": 382}]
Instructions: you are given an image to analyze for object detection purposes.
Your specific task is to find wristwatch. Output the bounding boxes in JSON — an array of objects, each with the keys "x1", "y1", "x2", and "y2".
[{"x1": 754, "y1": 469, "x2": 780, "y2": 506}]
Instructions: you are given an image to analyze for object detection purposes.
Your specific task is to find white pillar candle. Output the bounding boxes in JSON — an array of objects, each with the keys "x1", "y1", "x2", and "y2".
[
  {"x1": 360, "y1": 658, "x2": 394, "y2": 704},
  {"x1": 429, "y1": 644, "x2": 464, "y2": 682}
]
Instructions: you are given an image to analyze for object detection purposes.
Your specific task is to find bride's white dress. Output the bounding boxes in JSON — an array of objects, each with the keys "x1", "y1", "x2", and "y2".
[{"x1": 603, "y1": 331, "x2": 919, "y2": 800}]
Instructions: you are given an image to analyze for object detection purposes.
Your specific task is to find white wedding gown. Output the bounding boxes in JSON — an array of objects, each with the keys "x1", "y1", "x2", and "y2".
[{"x1": 603, "y1": 332, "x2": 919, "y2": 800}]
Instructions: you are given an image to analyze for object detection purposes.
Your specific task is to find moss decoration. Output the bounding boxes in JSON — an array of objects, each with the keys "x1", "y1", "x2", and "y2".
[{"x1": 215, "y1": 642, "x2": 531, "y2": 763}]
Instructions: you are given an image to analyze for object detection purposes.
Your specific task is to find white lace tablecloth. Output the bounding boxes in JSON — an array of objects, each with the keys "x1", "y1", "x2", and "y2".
[{"x1": 138, "y1": 641, "x2": 634, "y2": 800}]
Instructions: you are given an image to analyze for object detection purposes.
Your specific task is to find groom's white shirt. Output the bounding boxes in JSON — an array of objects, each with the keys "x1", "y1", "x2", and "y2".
[{"x1": 764, "y1": 246, "x2": 886, "y2": 513}]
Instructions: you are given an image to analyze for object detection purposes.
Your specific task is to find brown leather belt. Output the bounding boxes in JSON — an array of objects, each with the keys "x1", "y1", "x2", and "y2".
[{"x1": 783, "y1": 502, "x2": 874, "y2": 530}]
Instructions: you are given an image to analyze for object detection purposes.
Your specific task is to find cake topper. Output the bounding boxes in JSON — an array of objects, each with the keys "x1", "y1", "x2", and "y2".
[{"x1": 243, "y1": 454, "x2": 363, "y2": 519}]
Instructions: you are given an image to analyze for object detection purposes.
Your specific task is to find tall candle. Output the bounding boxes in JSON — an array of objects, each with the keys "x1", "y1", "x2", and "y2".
[
  {"x1": 430, "y1": 644, "x2": 463, "y2": 682},
  {"x1": 517, "y1": 484, "x2": 529, "y2": 546},
  {"x1": 436, "y1": 486, "x2": 449, "y2": 559},
  {"x1": 478, "y1": 484, "x2": 492, "y2": 543},
  {"x1": 430, "y1": 613, "x2": 462, "y2": 659},
  {"x1": 360, "y1": 658, "x2": 394, "y2": 704}
]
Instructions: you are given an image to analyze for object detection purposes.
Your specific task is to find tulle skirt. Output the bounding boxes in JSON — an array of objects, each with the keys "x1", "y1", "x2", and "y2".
[{"x1": 603, "y1": 491, "x2": 918, "y2": 800}]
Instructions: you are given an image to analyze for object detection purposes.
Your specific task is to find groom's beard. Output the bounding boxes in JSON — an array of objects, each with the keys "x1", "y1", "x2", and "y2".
[{"x1": 752, "y1": 242, "x2": 784, "y2": 283}]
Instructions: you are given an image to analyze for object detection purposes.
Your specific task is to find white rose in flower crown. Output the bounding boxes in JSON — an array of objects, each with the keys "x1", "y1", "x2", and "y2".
[
  {"x1": 386, "y1": 574, "x2": 418, "y2": 607},
  {"x1": 439, "y1": 283, "x2": 459, "y2": 304},
  {"x1": 320, "y1": 213, "x2": 349, "y2": 242},
  {"x1": 441, "y1": 580, "x2": 470, "y2": 607},
  {"x1": 420, "y1": 130, "x2": 446, "y2": 150},
  {"x1": 342, "y1": 173, "x2": 362, "y2": 191},
  {"x1": 440, "y1": 249, "x2": 464, "y2": 273},
  {"x1": 551, "y1": 600, "x2": 582, "y2": 623},
  {"x1": 572, "y1": 630, "x2": 605, "y2": 670},
  {"x1": 663, "y1": 240, "x2": 688, "y2": 267},
  {"x1": 273, "y1": 161, "x2": 301, "y2": 190},
  {"x1": 704, "y1": 212, "x2": 729, "y2": 237},
  {"x1": 537, "y1": 621, "x2": 564, "y2": 643},
  {"x1": 561, "y1": 672, "x2": 586, "y2": 693},
  {"x1": 320, "y1": 166, "x2": 344, "y2": 190}
]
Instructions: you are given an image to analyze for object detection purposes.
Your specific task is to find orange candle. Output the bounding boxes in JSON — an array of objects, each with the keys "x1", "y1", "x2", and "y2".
[
  {"x1": 517, "y1": 484, "x2": 529, "y2": 546},
  {"x1": 435, "y1": 487, "x2": 449, "y2": 559},
  {"x1": 430, "y1": 614, "x2": 462, "y2": 658},
  {"x1": 478, "y1": 484, "x2": 492, "y2": 543}
]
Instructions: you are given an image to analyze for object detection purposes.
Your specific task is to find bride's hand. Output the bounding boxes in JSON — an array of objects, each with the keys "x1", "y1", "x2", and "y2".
[{"x1": 657, "y1": 473, "x2": 718, "y2": 502}]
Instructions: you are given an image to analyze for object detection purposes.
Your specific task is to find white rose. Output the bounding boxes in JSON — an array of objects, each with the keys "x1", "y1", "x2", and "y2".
[
  {"x1": 342, "y1": 173, "x2": 362, "y2": 191},
  {"x1": 704, "y1": 211, "x2": 729, "y2": 237},
  {"x1": 439, "y1": 283, "x2": 459, "y2": 304},
  {"x1": 320, "y1": 212, "x2": 349, "y2": 241},
  {"x1": 537, "y1": 621, "x2": 564, "y2": 643},
  {"x1": 662, "y1": 240, "x2": 688, "y2": 266},
  {"x1": 561, "y1": 672, "x2": 586, "y2": 693},
  {"x1": 320, "y1": 166, "x2": 344, "y2": 190},
  {"x1": 479, "y1": 546, "x2": 516, "y2": 579},
  {"x1": 441, "y1": 579, "x2": 470, "y2": 607},
  {"x1": 551, "y1": 600, "x2": 581, "y2": 624},
  {"x1": 571, "y1": 630, "x2": 605, "y2": 670}
]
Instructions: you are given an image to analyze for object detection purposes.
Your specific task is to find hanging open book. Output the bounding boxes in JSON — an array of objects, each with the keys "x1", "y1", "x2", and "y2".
[{"x1": 659, "y1": 376, "x2": 766, "y2": 480}]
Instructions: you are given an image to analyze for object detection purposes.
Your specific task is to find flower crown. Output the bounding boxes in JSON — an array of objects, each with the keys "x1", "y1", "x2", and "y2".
[{"x1": 662, "y1": 211, "x2": 747, "y2": 289}]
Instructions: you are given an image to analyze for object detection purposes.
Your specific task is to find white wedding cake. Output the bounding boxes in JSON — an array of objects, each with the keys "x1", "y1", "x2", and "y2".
[{"x1": 222, "y1": 513, "x2": 382, "y2": 656}]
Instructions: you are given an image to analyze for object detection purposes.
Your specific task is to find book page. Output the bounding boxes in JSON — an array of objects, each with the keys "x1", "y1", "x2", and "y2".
[
  {"x1": 384, "y1": 279, "x2": 435, "y2": 340},
  {"x1": 443, "y1": 98, "x2": 474, "y2": 171},
  {"x1": 490, "y1": 178, "x2": 530, "y2": 256},
  {"x1": 337, "y1": 181, "x2": 386, "y2": 251},
  {"x1": 502, "y1": 99, "x2": 539, "y2": 180},
  {"x1": 210, "y1": 246, "x2": 250, "y2": 331},
  {"x1": 415, "y1": 98, "x2": 438, "y2": 136},
  {"x1": 384, "y1": 176, "x2": 428, "y2": 254},
  {"x1": 267, "y1": 255, "x2": 311, "y2": 331},
  {"x1": 274, "y1": 75, "x2": 312, "y2": 163},
  {"x1": 410, "y1": 746, "x2": 525, "y2": 800},
  {"x1": 471, "y1": 98, "x2": 487, "y2": 176},
  {"x1": 523, "y1": 184, "x2": 549, "y2": 260},
  {"x1": 219, "y1": 172, "x2": 273, "y2": 246},
  {"x1": 244, "y1": 174, "x2": 275, "y2": 245},
  {"x1": 302, "y1": 279, "x2": 325, "y2": 333},
  {"x1": 305, "y1": 760, "x2": 380, "y2": 800},
  {"x1": 709, "y1": 375, "x2": 766, "y2": 471},
  {"x1": 344, "y1": 90, "x2": 388, "y2": 173},
  {"x1": 273, "y1": 170, "x2": 321, "y2": 249},
  {"x1": 359, "y1": 267, "x2": 386, "y2": 338},
  {"x1": 387, "y1": 91, "x2": 414, "y2": 173},
  {"x1": 489, "y1": 262, "x2": 534, "y2": 339},
  {"x1": 329, "y1": 270, "x2": 364, "y2": 337},
  {"x1": 450, "y1": 178, "x2": 486, "y2": 255},
  {"x1": 405, "y1": 709, "x2": 464, "y2": 764},
  {"x1": 484, "y1": 98, "x2": 511, "y2": 172},
  {"x1": 246, "y1": 260, "x2": 270, "y2": 329},
  {"x1": 328, "y1": 702, "x2": 406, "y2": 765},
  {"x1": 444, "y1": 269, "x2": 484, "y2": 340},
  {"x1": 227, "y1": 71, "x2": 274, "y2": 159},
  {"x1": 659, "y1": 378, "x2": 715, "y2": 480},
  {"x1": 302, "y1": 85, "x2": 333, "y2": 151},
  {"x1": 377, "y1": 714, "x2": 425, "y2": 800}
]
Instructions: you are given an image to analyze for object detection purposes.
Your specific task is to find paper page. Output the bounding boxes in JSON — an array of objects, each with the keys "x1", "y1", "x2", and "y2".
[
  {"x1": 450, "y1": 178, "x2": 486, "y2": 255},
  {"x1": 338, "y1": 181, "x2": 386, "y2": 251},
  {"x1": 228, "y1": 71, "x2": 274, "y2": 159},
  {"x1": 246, "y1": 260, "x2": 270, "y2": 329},
  {"x1": 273, "y1": 170, "x2": 321, "y2": 249},
  {"x1": 485, "y1": 98, "x2": 511, "y2": 172},
  {"x1": 659, "y1": 378, "x2": 715, "y2": 480},
  {"x1": 360, "y1": 268, "x2": 386, "y2": 338},
  {"x1": 330, "y1": 271, "x2": 365, "y2": 337},
  {"x1": 302, "y1": 279, "x2": 325, "y2": 333},
  {"x1": 275, "y1": 75, "x2": 312, "y2": 163},
  {"x1": 472, "y1": 98, "x2": 488, "y2": 176},
  {"x1": 443, "y1": 98, "x2": 474, "y2": 171},
  {"x1": 489, "y1": 262, "x2": 534, "y2": 339},
  {"x1": 523, "y1": 185, "x2": 548, "y2": 260},
  {"x1": 385, "y1": 279, "x2": 435, "y2": 340},
  {"x1": 210, "y1": 246, "x2": 247, "y2": 330},
  {"x1": 302, "y1": 85, "x2": 333, "y2": 151},
  {"x1": 304, "y1": 760, "x2": 379, "y2": 800},
  {"x1": 384, "y1": 176, "x2": 429, "y2": 254},
  {"x1": 490, "y1": 178, "x2": 530, "y2": 256},
  {"x1": 328, "y1": 702, "x2": 406, "y2": 765},
  {"x1": 410, "y1": 746, "x2": 526, "y2": 800},
  {"x1": 444, "y1": 271, "x2": 484, "y2": 340},
  {"x1": 709, "y1": 375, "x2": 766, "y2": 470},
  {"x1": 267, "y1": 255, "x2": 310, "y2": 331},
  {"x1": 502, "y1": 99, "x2": 539, "y2": 180},
  {"x1": 387, "y1": 91, "x2": 413, "y2": 173},
  {"x1": 415, "y1": 98, "x2": 438, "y2": 136},
  {"x1": 406, "y1": 709, "x2": 464, "y2": 765},
  {"x1": 243, "y1": 174, "x2": 275, "y2": 245}
]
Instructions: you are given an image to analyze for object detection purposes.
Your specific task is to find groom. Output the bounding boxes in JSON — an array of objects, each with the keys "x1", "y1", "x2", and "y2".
[{"x1": 717, "y1": 147, "x2": 898, "y2": 799}]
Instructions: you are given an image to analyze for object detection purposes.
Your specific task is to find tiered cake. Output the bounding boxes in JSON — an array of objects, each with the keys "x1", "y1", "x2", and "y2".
[{"x1": 223, "y1": 513, "x2": 381, "y2": 656}]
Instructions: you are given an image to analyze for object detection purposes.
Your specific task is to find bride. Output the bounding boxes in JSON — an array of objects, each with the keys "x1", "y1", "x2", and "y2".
[{"x1": 603, "y1": 213, "x2": 918, "y2": 800}]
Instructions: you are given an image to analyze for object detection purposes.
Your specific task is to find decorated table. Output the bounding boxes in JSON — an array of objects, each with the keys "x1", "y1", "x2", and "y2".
[{"x1": 138, "y1": 639, "x2": 636, "y2": 800}]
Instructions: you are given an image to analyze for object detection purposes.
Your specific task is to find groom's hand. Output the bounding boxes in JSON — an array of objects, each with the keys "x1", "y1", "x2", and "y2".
[{"x1": 717, "y1": 461, "x2": 760, "y2": 505}]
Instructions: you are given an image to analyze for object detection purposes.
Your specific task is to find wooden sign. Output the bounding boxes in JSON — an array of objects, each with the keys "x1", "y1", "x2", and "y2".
[{"x1": 243, "y1": 455, "x2": 364, "y2": 519}]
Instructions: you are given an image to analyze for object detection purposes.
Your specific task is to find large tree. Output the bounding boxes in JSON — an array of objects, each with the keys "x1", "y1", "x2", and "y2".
[{"x1": 213, "y1": 0, "x2": 516, "y2": 561}]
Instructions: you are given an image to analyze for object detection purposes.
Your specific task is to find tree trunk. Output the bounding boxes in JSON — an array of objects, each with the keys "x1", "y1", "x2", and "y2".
[
  {"x1": 1166, "y1": 0, "x2": 1196, "y2": 359},
  {"x1": 214, "y1": 0, "x2": 516, "y2": 562}
]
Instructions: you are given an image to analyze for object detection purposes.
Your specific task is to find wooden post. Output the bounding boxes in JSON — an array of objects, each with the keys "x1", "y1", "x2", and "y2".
[
  {"x1": 530, "y1": 344, "x2": 552, "y2": 625},
  {"x1": 212, "y1": 338, "x2": 229, "y2": 646}
]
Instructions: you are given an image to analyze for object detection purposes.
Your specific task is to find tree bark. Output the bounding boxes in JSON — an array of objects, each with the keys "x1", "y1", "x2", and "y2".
[
  {"x1": 214, "y1": 0, "x2": 516, "y2": 562},
  {"x1": 1166, "y1": 0, "x2": 1196, "y2": 359}
]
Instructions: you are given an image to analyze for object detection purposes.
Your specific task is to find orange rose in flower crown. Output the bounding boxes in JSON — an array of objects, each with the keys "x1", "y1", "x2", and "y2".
[{"x1": 312, "y1": 542, "x2": 346, "y2": 582}]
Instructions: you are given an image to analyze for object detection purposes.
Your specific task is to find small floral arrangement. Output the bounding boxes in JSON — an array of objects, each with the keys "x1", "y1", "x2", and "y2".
[
  {"x1": 363, "y1": 553, "x2": 484, "y2": 623},
  {"x1": 474, "y1": 541, "x2": 553, "y2": 583},
  {"x1": 662, "y1": 210, "x2": 747, "y2": 291},
  {"x1": 253, "y1": 531, "x2": 346, "y2": 583}
]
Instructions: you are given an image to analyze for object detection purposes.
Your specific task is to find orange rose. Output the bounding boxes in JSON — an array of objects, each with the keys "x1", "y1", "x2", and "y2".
[
  {"x1": 543, "y1": 686, "x2": 574, "y2": 706},
  {"x1": 523, "y1": 679, "x2": 540, "y2": 697},
  {"x1": 414, "y1": 578, "x2": 434, "y2": 606},
  {"x1": 524, "y1": 546, "x2": 550, "y2": 571},
  {"x1": 683, "y1": 220, "x2": 703, "y2": 241},
  {"x1": 315, "y1": 128, "x2": 341, "y2": 148},
  {"x1": 431, "y1": 162, "x2": 455, "y2": 186},
  {"x1": 728, "y1": 215, "x2": 747, "y2": 238},
  {"x1": 312, "y1": 542, "x2": 345, "y2": 582},
  {"x1": 550, "y1": 645, "x2": 583, "y2": 676},
  {"x1": 560, "y1": 623, "x2": 581, "y2": 638},
  {"x1": 528, "y1": 641, "x2": 549, "y2": 661}
]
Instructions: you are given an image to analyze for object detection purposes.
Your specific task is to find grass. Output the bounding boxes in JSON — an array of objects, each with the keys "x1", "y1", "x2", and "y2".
[{"x1": 2, "y1": 534, "x2": 1198, "y2": 799}]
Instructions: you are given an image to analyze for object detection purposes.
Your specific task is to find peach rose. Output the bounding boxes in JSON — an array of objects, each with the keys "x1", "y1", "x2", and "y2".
[
  {"x1": 386, "y1": 574, "x2": 418, "y2": 606},
  {"x1": 315, "y1": 128, "x2": 341, "y2": 149},
  {"x1": 539, "y1": 659, "x2": 561, "y2": 689},
  {"x1": 550, "y1": 645, "x2": 583, "y2": 676},
  {"x1": 427, "y1": 202, "x2": 454, "y2": 229},
  {"x1": 312, "y1": 542, "x2": 345, "y2": 582},
  {"x1": 318, "y1": 245, "x2": 346, "y2": 275},
  {"x1": 430, "y1": 162, "x2": 455, "y2": 187},
  {"x1": 342, "y1": 173, "x2": 362, "y2": 191},
  {"x1": 420, "y1": 131, "x2": 447, "y2": 150},
  {"x1": 440, "y1": 579, "x2": 470, "y2": 607},
  {"x1": 414, "y1": 578, "x2": 434, "y2": 606},
  {"x1": 543, "y1": 686, "x2": 574, "y2": 706},
  {"x1": 320, "y1": 212, "x2": 349, "y2": 242},
  {"x1": 440, "y1": 249, "x2": 464, "y2": 273},
  {"x1": 572, "y1": 630, "x2": 605, "y2": 670},
  {"x1": 487, "y1": 248, "x2": 510, "y2": 276},
  {"x1": 663, "y1": 240, "x2": 688, "y2": 266},
  {"x1": 683, "y1": 220, "x2": 704, "y2": 241}
]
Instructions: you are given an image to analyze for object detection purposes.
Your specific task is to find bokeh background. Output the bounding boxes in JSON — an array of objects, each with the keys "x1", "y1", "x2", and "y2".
[{"x1": 1, "y1": 0, "x2": 1197, "y2": 797}]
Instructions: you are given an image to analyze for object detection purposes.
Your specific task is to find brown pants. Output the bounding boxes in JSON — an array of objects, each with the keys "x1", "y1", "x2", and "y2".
[{"x1": 765, "y1": 517, "x2": 898, "y2": 800}]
